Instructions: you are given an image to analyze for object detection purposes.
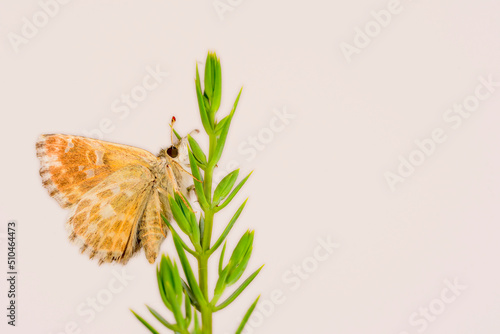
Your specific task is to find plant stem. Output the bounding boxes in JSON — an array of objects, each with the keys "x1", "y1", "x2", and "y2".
[
  {"x1": 198, "y1": 254, "x2": 209, "y2": 303},
  {"x1": 203, "y1": 134, "x2": 217, "y2": 202},
  {"x1": 199, "y1": 133, "x2": 217, "y2": 334},
  {"x1": 198, "y1": 254, "x2": 212, "y2": 334},
  {"x1": 201, "y1": 306, "x2": 212, "y2": 334}
]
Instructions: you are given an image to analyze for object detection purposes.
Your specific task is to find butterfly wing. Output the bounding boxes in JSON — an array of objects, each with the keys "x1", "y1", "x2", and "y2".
[
  {"x1": 36, "y1": 134, "x2": 157, "y2": 208},
  {"x1": 138, "y1": 190, "x2": 167, "y2": 264},
  {"x1": 67, "y1": 164, "x2": 155, "y2": 264}
]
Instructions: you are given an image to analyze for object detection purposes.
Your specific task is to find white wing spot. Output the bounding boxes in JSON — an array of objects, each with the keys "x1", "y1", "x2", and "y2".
[
  {"x1": 87, "y1": 224, "x2": 98, "y2": 233},
  {"x1": 125, "y1": 190, "x2": 135, "y2": 197},
  {"x1": 95, "y1": 150, "x2": 104, "y2": 166},
  {"x1": 64, "y1": 139, "x2": 74, "y2": 153},
  {"x1": 112, "y1": 186, "x2": 121, "y2": 195},
  {"x1": 78, "y1": 166, "x2": 85, "y2": 171},
  {"x1": 46, "y1": 184, "x2": 57, "y2": 193},
  {"x1": 100, "y1": 204, "x2": 115, "y2": 219},
  {"x1": 85, "y1": 169, "x2": 95, "y2": 178},
  {"x1": 41, "y1": 155, "x2": 58, "y2": 164}
]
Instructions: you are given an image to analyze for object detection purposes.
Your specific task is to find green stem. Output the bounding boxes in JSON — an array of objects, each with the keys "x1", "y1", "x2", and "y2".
[
  {"x1": 198, "y1": 254, "x2": 209, "y2": 302},
  {"x1": 203, "y1": 134, "x2": 217, "y2": 202},
  {"x1": 201, "y1": 305, "x2": 212, "y2": 334},
  {"x1": 199, "y1": 133, "x2": 217, "y2": 334}
]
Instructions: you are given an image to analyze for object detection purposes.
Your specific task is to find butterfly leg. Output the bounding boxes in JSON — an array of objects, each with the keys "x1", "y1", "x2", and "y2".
[{"x1": 170, "y1": 159, "x2": 202, "y2": 183}]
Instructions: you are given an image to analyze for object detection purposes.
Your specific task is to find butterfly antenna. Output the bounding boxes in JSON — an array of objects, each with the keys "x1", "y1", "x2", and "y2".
[{"x1": 169, "y1": 116, "x2": 176, "y2": 144}]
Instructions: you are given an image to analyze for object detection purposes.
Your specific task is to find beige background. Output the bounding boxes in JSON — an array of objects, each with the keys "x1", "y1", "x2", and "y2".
[{"x1": 1, "y1": 0, "x2": 500, "y2": 333}]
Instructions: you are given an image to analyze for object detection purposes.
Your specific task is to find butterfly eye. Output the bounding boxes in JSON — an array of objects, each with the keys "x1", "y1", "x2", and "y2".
[{"x1": 166, "y1": 146, "x2": 178, "y2": 158}]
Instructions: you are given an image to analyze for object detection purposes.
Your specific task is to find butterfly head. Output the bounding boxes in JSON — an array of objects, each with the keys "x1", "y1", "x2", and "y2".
[{"x1": 158, "y1": 135, "x2": 189, "y2": 164}]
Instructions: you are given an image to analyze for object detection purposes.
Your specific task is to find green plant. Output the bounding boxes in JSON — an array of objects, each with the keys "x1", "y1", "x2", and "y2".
[{"x1": 131, "y1": 52, "x2": 263, "y2": 334}]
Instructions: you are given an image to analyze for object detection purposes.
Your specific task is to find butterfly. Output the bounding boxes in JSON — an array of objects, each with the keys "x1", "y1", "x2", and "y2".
[{"x1": 36, "y1": 118, "x2": 195, "y2": 265}]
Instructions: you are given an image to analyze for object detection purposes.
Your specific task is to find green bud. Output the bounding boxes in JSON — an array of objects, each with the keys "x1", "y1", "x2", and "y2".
[
  {"x1": 213, "y1": 169, "x2": 239, "y2": 205},
  {"x1": 225, "y1": 231, "x2": 254, "y2": 285},
  {"x1": 168, "y1": 195, "x2": 192, "y2": 236}
]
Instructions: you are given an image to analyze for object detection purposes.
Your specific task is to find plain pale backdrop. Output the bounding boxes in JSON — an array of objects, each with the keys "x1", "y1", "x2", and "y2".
[{"x1": 1, "y1": 0, "x2": 500, "y2": 333}]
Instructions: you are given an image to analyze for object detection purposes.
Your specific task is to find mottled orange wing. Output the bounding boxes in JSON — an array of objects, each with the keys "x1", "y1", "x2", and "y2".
[
  {"x1": 138, "y1": 190, "x2": 167, "y2": 263},
  {"x1": 36, "y1": 134, "x2": 157, "y2": 208},
  {"x1": 67, "y1": 165, "x2": 155, "y2": 264}
]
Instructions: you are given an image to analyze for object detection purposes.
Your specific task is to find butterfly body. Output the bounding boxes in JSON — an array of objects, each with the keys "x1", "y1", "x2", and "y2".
[{"x1": 36, "y1": 133, "x2": 192, "y2": 264}]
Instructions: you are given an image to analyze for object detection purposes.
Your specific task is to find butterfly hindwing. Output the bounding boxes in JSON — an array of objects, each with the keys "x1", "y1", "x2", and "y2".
[
  {"x1": 139, "y1": 190, "x2": 167, "y2": 264},
  {"x1": 67, "y1": 165, "x2": 155, "y2": 264}
]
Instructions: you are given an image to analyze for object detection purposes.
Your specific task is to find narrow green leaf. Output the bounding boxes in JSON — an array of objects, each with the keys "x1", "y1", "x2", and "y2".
[
  {"x1": 209, "y1": 199, "x2": 248, "y2": 255},
  {"x1": 218, "y1": 242, "x2": 227, "y2": 275},
  {"x1": 187, "y1": 135, "x2": 207, "y2": 166},
  {"x1": 193, "y1": 312, "x2": 200, "y2": 333},
  {"x1": 156, "y1": 267, "x2": 172, "y2": 311},
  {"x1": 199, "y1": 215, "x2": 205, "y2": 247},
  {"x1": 173, "y1": 233, "x2": 206, "y2": 305},
  {"x1": 179, "y1": 196, "x2": 197, "y2": 235},
  {"x1": 168, "y1": 195, "x2": 192, "y2": 235},
  {"x1": 214, "y1": 265, "x2": 263, "y2": 311},
  {"x1": 173, "y1": 262, "x2": 184, "y2": 306},
  {"x1": 216, "y1": 171, "x2": 252, "y2": 212},
  {"x1": 160, "y1": 256, "x2": 172, "y2": 288},
  {"x1": 174, "y1": 192, "x2": 200, "y2": 246},
  {"x1": 210, "y1": 88, "x2": 242, "y2": 165},
  {"x1": 188, "y1": 150, "x2": 209, "y2": 210},
  {"x1": 161, "y1": 214, "x2": 199, "y2": 255},
  {"x1": 181, "y1": 279, "x2": 201, "y2": 311},
  {"x1": 227, "y1": 231, "x2": 253, "y2": 271},
  {"x1": 203, "y1": 95, "x2": 214, "y2": 125},
  {"x1": 173, "y1": 127, "x2": 182, "y2": 141},
  {"x1": 162, "y1": 273, "x2": 186, "y2": 328},
  {"x1": 184, "y1": 291, "x2": 192, "y2": 325},
  {"x1": 131, "y1": 310, "x2": 160, "y2": 334},
  {"x1": 211, "y1": 59, "x2": 222, "y2": 112},
  {"x1": 213, "y1": 169, "x2": 239, "y2": 205},
  {"x1": 146, "y1": 306, "x2": 177, "y2": 331},
  {"x1": 174, "y1": 191, "x2": 193, "y2": 211},
  {"x1": 195, "y1": 64, "x2": 213, "y2": 134},
  {"x1": 212, "y1": 266, "x2": 229, "y2": 305},
  {"x1": 214, "y1": 115, "x2": 229, "y2": 136},
  {"x1": 235, "y1": 296, "x2": 260, "y2": 334},
  {"x1": 204, "y1": 53, "x2": 214, "y2": 100},
  {"x1": 226, "y1": 246, "x2": 252, "y2": 285}
]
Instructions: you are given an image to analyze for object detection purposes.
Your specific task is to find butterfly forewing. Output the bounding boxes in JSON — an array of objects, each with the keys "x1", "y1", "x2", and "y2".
[{"x1": 36, "y1": 134, "x2": 158, "y2": 208}]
